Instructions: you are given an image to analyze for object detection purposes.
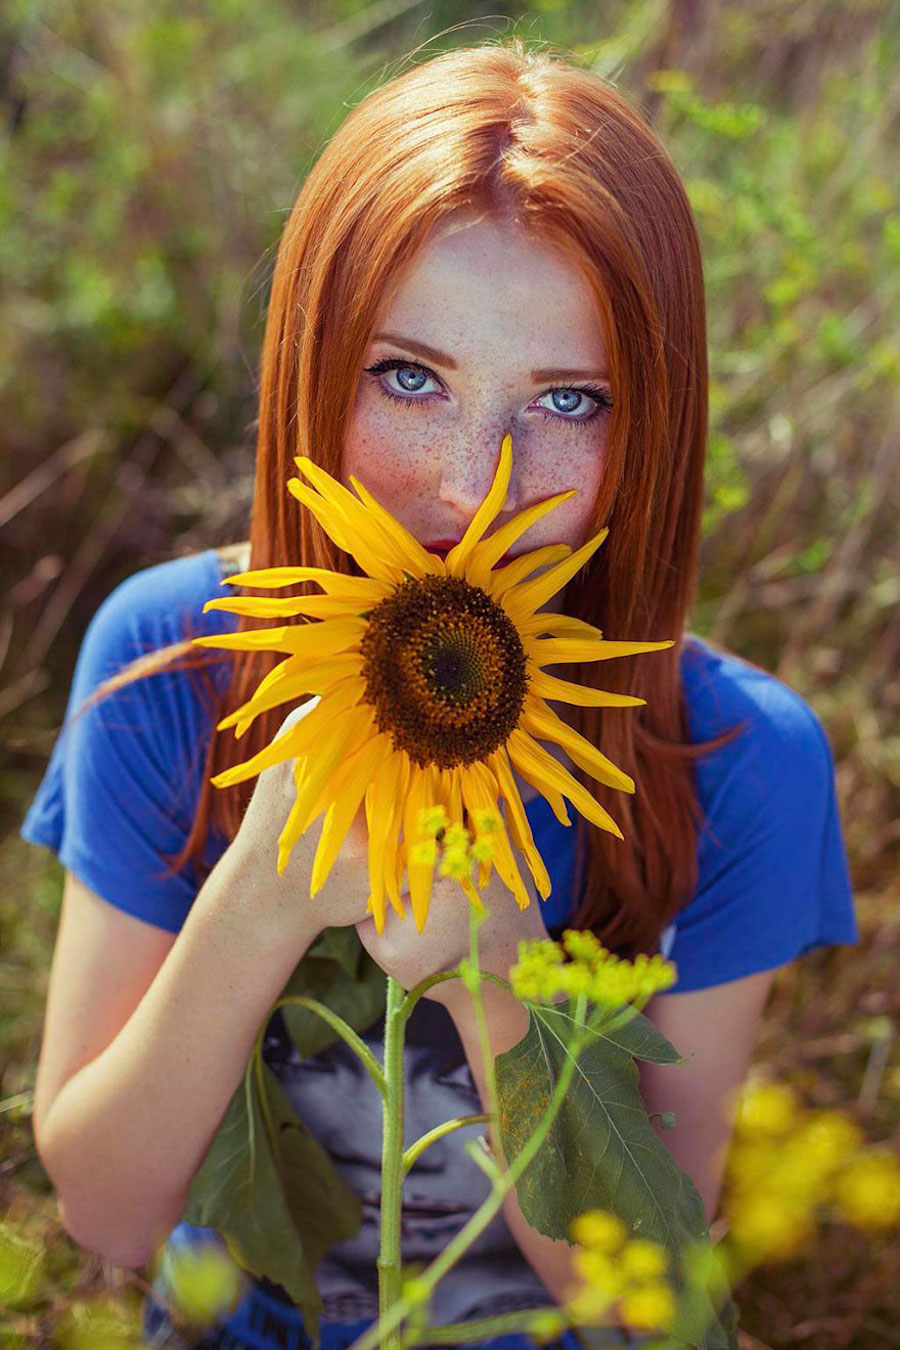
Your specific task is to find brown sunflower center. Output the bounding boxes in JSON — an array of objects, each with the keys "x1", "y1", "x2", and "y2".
[{"x1": 359, "y1": 573, "x2": 528, "y2": 771}]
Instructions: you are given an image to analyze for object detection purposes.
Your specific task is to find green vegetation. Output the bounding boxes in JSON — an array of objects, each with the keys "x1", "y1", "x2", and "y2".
[{"x1": 2, "y1": 2, "x2": 897, "y2": 1346}]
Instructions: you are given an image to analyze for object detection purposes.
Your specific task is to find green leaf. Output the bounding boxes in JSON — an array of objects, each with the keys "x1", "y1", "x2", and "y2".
[
  {"x1": 280, "y1": 928, "x2": 387, "y2": 1058},
  {"x1": 183, "y1": 928, "x2": 387, "y2": 1349},
  {"x1": 183, "y1": 1060, "x2": 362, "y2": 1350},
  {"x1": 494, "y1": 1001, "x2": 740, "y2": 1350}
]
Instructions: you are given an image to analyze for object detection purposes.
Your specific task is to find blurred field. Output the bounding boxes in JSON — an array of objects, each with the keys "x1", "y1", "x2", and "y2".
[{"x1": 2, "y1": 1, "x2": 898, "y2": 1347}]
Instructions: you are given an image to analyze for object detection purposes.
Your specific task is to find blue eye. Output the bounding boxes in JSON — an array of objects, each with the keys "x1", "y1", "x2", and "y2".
[{"x1": 363, "y1": 356, "x2": 612, "y2": 426}]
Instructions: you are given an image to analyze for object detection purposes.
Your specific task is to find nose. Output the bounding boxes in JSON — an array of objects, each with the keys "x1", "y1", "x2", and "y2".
[{"x1": 437, "y1": 425, "x2": 519, "y2": 522}]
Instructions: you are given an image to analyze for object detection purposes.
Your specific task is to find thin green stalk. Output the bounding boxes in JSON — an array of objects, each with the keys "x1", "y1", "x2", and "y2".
[
  {"x1": 401, "y1": 1114, "x2": 491, "y2": 1175},
  {"x1": 400, "y1": 1309, "x2": 564, "y2": 1345},
  {"x1": 269, "y1": 993, "x2": 387, "y2": 1097},
  {"x1": 349, "y1": 997, "x2": 591, "y2": 1350},
  {"x1": 376, "y1": 976, "x2": 406, "y2": 1350}
]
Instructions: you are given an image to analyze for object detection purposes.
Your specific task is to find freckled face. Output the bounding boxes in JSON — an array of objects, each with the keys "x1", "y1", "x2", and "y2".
[{"x1": 341, "y1": 214, "x2": 612, "y2": 615}]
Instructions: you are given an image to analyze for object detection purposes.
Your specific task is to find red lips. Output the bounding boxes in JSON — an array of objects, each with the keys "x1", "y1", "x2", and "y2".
[{"x1": 426, "y1": 539, "x2": 515, "y2": 565}]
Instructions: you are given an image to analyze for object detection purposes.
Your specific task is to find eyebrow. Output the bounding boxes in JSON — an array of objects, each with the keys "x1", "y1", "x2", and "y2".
[{"x1": 371, "y1": 331, "x2": 609, "y2": 383}]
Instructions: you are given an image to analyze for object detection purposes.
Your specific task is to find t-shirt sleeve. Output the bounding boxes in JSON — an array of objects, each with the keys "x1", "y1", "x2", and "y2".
[
  {"x1": 19, "y1": 556, "x2": 231, "y2": 934},
  {"x1": 659, "y1": 672, "x2": 859, "y2": 994}
]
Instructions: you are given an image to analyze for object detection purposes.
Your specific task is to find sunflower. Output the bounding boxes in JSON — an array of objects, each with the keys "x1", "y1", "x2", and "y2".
[{"x1": 192, "y1": 433, "x2": 674, "y2": 935}]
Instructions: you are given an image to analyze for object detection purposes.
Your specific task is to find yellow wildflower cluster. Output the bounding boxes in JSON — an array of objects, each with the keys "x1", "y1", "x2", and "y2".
[
  {"x1": 563, "y1": 1208, "x2": 677, "y2": 1335},
  {"x1": 722, "y1": 1078, "x2": 900, "y2": 1269},
  {"x1": 411, "y1": 804, "x2": 499, "y2": 882},
  {"x1": 154, "y1": 1240, "x2": 248, "y2": 1329},
  {"x1": 509, "y1": 928, "x2": 677, "y2": 1007}
]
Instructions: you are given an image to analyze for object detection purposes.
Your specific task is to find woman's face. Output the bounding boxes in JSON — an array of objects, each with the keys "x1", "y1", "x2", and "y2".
[{"x1": 342, "y1": 213, "x2": 612, "y2": 616}]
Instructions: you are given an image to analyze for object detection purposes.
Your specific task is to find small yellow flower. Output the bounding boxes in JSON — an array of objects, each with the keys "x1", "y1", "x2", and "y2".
[
  {"x1": 417, "y1": 804, "x2": 449, "y2": 837},
  {"x1": 735, "y1": 1080, "x2": 800, "y2": 1137},
  {"x1": 790, "y1": 1109, "x2": 864, "y2": 1177},
  {"x1": 573, "y1": 1247, "x2": 621, "y2": 1292},
  {"x1": 409, "y1": 838, "x2": 438, "y2": 866},
  {"x1": 472, "y1": 807, "x2": 502, "y2": 834},
  {"x1": 618, "y1": 1281, "x2": 677, "y2": 1333},
  {"x1": 832, "y1": 1149, "x2": 900, "y2": 1230},
  {"x1": 618, "y1": 1238, "x2": 669, "y2": 1282},
  {"x1": 528, "y1": 1309, "x2": 567, "y2": 1343},
  {"x1": 726, "y1": 1192, "x2": 816, "y2": 1261},
  {"x1": 162, "y1": 1243, "x2": 247, "y2": 1327},
  {"x1": 469, "y1": 834, "x2": 497, "y2": 862},
  {"x1": 438, "y1": 848, "x2": 470, "y2": 880},
  {"x1": 723, "y1": 1139, "x2": 778, "y2": 1194},
  {"x1": 569, "y1": 1209, "x2": 628, "y2": 1253},
  {"x1": 564, "y1": 1284, "x2": 618, "y2": 1325}
]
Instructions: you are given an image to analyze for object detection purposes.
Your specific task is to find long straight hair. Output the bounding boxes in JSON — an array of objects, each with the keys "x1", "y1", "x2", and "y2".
[{"x1": 63, "y1": 40, "x2": 745, "y2": 957}]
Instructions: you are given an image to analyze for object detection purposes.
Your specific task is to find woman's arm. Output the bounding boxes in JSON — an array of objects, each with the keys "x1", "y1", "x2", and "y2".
[
  {"x1": 36, "y1": 845, "x2": 322, "y2": 1270},
  {"x1": 637, "y1": 967, "x2": 781, "y2": 1225}
]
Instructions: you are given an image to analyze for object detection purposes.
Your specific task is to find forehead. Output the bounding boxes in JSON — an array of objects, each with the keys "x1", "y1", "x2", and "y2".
[{"x1": 372, "y1": 215, "x2": 607, "y2": 362}]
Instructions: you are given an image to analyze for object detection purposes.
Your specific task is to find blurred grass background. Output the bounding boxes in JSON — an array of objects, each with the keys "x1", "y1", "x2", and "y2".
[{"x1": 1, "y1": 0, "x2": 898, "y2": 1346}]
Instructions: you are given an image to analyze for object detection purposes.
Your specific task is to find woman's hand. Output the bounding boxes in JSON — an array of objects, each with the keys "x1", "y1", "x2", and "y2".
[
  {"x1": 226, "y1": 701, "x2": 381, "y2": 950},
  {"x1": 354, "y1": 864, "x2": 552, "y2": 1009}
]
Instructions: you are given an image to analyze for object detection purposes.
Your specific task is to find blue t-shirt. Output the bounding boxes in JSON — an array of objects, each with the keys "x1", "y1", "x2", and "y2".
[{"x1": 20, "y1": 548, "x2": 858, "y2": 1350}]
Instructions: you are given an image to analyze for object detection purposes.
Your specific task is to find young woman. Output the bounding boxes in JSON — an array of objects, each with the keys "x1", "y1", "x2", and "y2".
[{"x1": 20, "y1": 38, "x2": 858, "y2": 1350}]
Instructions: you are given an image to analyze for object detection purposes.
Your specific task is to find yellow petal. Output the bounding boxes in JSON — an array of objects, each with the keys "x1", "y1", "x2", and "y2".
[
  {"x1": 348, "y1": 476, "x2": 445, "y2": 578},
  {"x1": 466, "y1": 497, "x2": 577, "y2": 590},
  {"x1": 365, "y1": 752, "x2": 407, "y2": 933},
  {"x1": 404, "y1": 764, "x2": 437, "y2": 933},
  {"x1": 520, "y1": 696, "x2": 635, "y2": 794},
  {"x1": 217, "y1": 657, "x2": 292, "y2": 730},
  {"x1": 191, "y1": 616, "x2": 367, "y2": 658},
  {"x1": 383, "y1": 752, "x2": 412, "y2": 922},
  {"x1": 219, "y1": 567, "x2": 390, "y2": 600},
  {"x1": 310, "y1": 734, "x2": 395, "y2": 897},
  {"x1": 220, "y1": 655, "x2": 361, "y2": 736},
  {"x1": 287, "y1": 476, "x2": 402, "y2": 585},
  {"x1": 445, "y1": 433, "x2": 512, "y2": 576},
  {"x1": 489, "y1": 545, "x2": 573, "y2": 599},
  {"x1": 291, "y1": 700, "x2": 376, "y2": 834},
  {"x1": 518, "y1": 612, "x2": 605, "y2": 640},
  {"x1": 528, "y1": 667, "x2": 647, "y2": 709},
  {"x1": 210, "y1": 719, "x2": 310, "y2": 789},
  {"x1": 489, "y1": 747, "x2": 552, "y2": 901},
  {"x1": 503, "y1": 527, "x2": 610, "y2": 625},
  {"x1": 277, "y1": 783, "x2": 311, "y2": 877},
  {"x1": 293, "y1": 458, "x2": 414, "y2": 576},
  {"x1": 527, "y1": 637, "x2": 676, "y2": 667},
  {"x1": 203, "y1": 594, "x2": 360, "y2": 620},
  {"x1": 460, "y1": 760, "x2": 532, "y2": 910},
  {"x1": 506, "y1": 727, "x2": 624, "y2": 840}
]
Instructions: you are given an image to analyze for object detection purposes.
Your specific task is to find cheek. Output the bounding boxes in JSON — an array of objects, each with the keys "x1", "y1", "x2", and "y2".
[
  {"x1": 522, "y1": 440, "x2": 606, "y2": 544},
  {"x1": 342, "y1": 398, "x2": 433, "y2": 505}
]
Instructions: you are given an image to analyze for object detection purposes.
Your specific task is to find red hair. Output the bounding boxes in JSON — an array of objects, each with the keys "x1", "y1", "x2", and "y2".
[{"x1": 68, "y1": 39, "x2": 745, "y2": 956}]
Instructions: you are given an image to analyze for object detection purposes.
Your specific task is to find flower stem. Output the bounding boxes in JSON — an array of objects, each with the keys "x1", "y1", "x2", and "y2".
[
  {"x1": 401, "y1": 1114, "x2": 491, "y2": 1175},
  {"x1": 269, "y1": 993, "x2": 386, "y2": 1096},
  {"x1": 401, "y1": 1309, "x2": 564, "y2": 1346},
  {"x1": 349, "y1": 997, "x2": 590, "y2": 1350},
  {"x1": 376, "y1": 976, "x2": 407, "y2": 1350}
]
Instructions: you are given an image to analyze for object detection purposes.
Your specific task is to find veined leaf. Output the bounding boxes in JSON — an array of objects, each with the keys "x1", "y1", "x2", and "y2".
[
  {"x1": 183, "y1": 1059, "x2": 362, "y2": 1350},
  {"x1": 279, "y1": 927, "x2": 387, "y2": 1059},
  {"x1": 183, "y1": 927, "x2": 386, "y2": 1350},
  {"x1": 495, "y1": 1001, "x2": 740, "y2": 1350}
]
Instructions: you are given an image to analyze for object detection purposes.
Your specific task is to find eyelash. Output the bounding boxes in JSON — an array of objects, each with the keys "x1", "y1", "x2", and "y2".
[{"x1": 362, "y1": 357, "x2": 613, "y2": 426}]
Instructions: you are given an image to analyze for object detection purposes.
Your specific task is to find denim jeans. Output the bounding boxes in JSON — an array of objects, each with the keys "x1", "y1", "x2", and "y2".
[{"x1": 141, "y1": 1281, "x2": 643, "y2": 1350}]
